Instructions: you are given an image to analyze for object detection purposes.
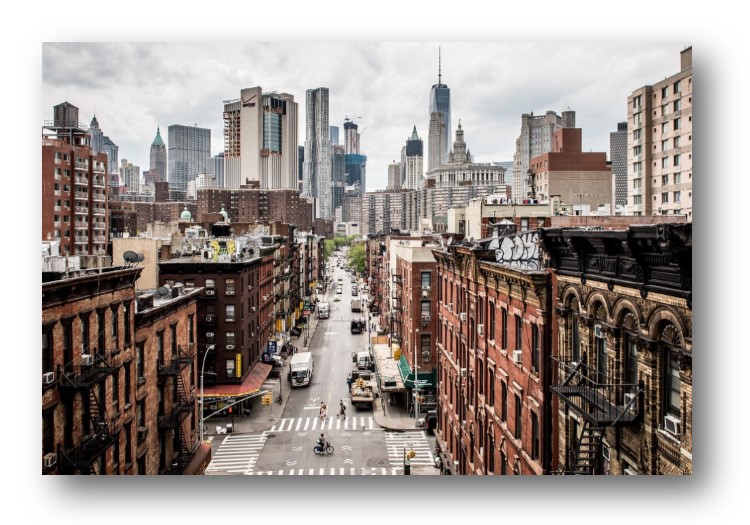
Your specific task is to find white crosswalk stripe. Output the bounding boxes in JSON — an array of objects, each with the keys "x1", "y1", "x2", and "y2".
[
  {"x1": 269, "y1": 416, "x2": 376, "y2": 432},
  {"x1": 205, "y1": 432, "x2": 268, "y2": 475},
  {"x1": 385, "y1": 430, "x2": 435, "y2": 466},
  {"x1": 246, "y1": 466, "x2": 398, "y2": 475}
]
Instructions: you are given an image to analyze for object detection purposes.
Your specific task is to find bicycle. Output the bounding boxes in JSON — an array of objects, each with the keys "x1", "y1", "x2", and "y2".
[{"x1": 275, "y1": 393, "x2": 283, "y2": 404}]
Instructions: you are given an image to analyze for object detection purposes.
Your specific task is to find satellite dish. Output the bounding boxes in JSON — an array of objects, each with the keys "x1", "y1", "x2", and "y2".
[
  {"x1": 137, "y1": 253, "x2": 145, "y2": 262},
  {"x1": 123, "y1": 251, "x2": 140, "y2": 264},
  {"x1": 156, "y1": 287, "x2": 170, "y2": 298}
]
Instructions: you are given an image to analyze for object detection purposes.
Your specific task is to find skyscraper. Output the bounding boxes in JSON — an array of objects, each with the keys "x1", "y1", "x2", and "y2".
[
  {"x1": 332, "y1": 144, "x2": 346, "y2": 215},
  {"x1": 168, "y1": 124, "x2": 211, "y2": 197},
  {"x1": 512, "y1": 109, "x2": 575, "y2": 202},
  {"x1": 148, "y1": 126, "x2": 167, "y2": 185},
  {"x1": 303, "y1": 87, "x2": 332, "y2": 219},
  {"x1": 330, "y1": 126, "x2": 340, "y2": 146},
  {"x1": 206, "y1": 152, "x2": 225, "y2": 189},
  {"x1": 343, "y1": 120, "x2": 367, "y2": 194},
  {"x1": 403, "y1": 126, "x2": 424, "y2": 190},
  {"x1": 610, "y1": 122, "x2": 628, "y2": 207},
  {"x1": 428, "y1": 48, "x2": 451, "y2": 166},
  {"x1": 223, "y1": 87, "x2": 299, "y2": 190},
  {"x1": 120, "y1": 158, "x2": 140, "y2": 193},
  {"x1": 89, "y1": 115, "x2": 104, "y2": 155},
  {"x1": 387, "y1": 161, "x2": 401, "y2": 190}
]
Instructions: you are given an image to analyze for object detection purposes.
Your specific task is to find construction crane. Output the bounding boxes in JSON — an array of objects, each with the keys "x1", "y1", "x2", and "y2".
[{"x1": 344, "y1": 115, "x2": 362, "y2": 124}]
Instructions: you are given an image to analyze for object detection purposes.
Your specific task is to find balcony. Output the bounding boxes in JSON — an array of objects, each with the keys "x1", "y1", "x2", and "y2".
[
  {"x1": 92, "y1": 222, "x2": 106, "y2": 230},
  {"x1": 93, "y1": 164, "x2": 106, "y2": 174},
  {"x1": 54, "y1": 205, "x2": 61, "y2": 212},
  {"x1": 59, "y1": 423, "x2": 116, "y2": 474},
  {"x1": 75, "y1": 177, "x2": 89, "y2": 186},
  {"x1": 74, "y1": 191, "x2": 88, "y2": 200},
  {"x1": 92, "y1": 193, "x2": 106, "y2": 202},
  {"x1": 75, "y1": 221, "x2": 88, "y2": 228},
  {"x1": 92, "y1": 177, "x2": 105, "y2": 187},
  {"x1": 75, "y1": 236, "x2": 89, "y2": 243},
  {"x1": 94, "y1": 235, "x2": 107, "y2": 243},
  {"x1": 77, "y1": 207, "x2": 90, "y2": 214},
  {"x1": 54, "y1": 221, "x2": 61, "y2": 228},
  {"x1": 93, "y1": 208, "x2": 106, "y2": 215}
]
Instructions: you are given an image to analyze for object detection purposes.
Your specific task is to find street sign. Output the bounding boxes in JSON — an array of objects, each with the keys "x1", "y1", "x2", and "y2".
[
  {"x1": 267, "y1": 340, "x2": 277, "y2": 354},
  {"x1": 304, "y1": 310, "x2": 312, "y2": 316}
]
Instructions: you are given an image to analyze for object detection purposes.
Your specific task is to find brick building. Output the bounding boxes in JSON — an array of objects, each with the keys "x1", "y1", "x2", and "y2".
[{"x1": 541, "y1": 224, "x2": 692, "y2": 475}]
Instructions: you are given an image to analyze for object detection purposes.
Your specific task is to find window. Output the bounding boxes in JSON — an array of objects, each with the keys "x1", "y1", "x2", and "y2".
[
  {"x1": 625, "y1": 334, "x2": 638, "y2": 386},
  {"x1": 674, "y1": 99, "x2": 681, "y2": 112},
  {"x1": 225, "y1": 304, "x2": 235, "y2": 322},
  {"x1": 111, "y1": 305, "x2": 119, "y2": 347},
  {"x1": 662, "y1": 175, "x2": 669, "y2": 186},
  {"x1": 633, "y1": 195, "x2": 642, "y2": 205},
  {"x1": 632, "y1": 112, "x2": 642, "y2": 126},
  {"x1": 633, "y1": 161, "x2": 642, "y2": 173},
  {"x1": 501, "y1": 450, "x2": 507, "y2": 475},
  {"x1": 124, "y1": 362, "x2": 132, "y2": 404},
  {"x1": 112, "y1": 369, "x2": 119, "y2": 406},
  {"x1": 571, "y1": 316, "x2": 580, "y2": 362},
  {"x1": 80, "y1": 314, "x2": 90, "y2": 354},
  {"x1": 531, "y1": 412, "x2": 540, "y2": 461},
  {"x1": 661, "y1": 157, "x2": 669, "y2": 169},
  {"x1": 501, "y1": 381, "x2": 507, "y2": 422},
  {"x1": 170, "y1": 323, "x2": 178, "y2": 355},
  {"x1": 225, "y1": 278, "x2": 235, "y2": 295},
  {"x1": 185, "y1": 279, "x2": 195, "y2": 289},
  {"x1": 488, "y1": 369, "x2": 495, "y2": 406},
  {"x1": 489, "y1": 303, "x2": 495, "y2": 341},
  {"x1": 674, "y1": 173, "x2": 681, "y2": 184},
  {"x1": 188, "y1": 314, "x2": 194, "y2": 344},
  {"x1": 515, "y1": 315, "x2": 522, "y2": 351},
  {"x1": 521, "y1": 218, "x2": 529, "y2": 231},
  {"x1": 62, "y1": 321, "x2": 73, "y2": 371},
  {"x1": 596, "y1": 327, "x2": 607, "y2": 383},
  {"x1": 674, "y1": 80, "x2": 681, "y2": 94},
  {"x1": 531, "y1": 324, "x2": 540, "y2": 374},
  {"x1": 421, "y1": 272, "x2": 430, "y2": 289},
  {"x1": 661, "y1": 139, "x2": 668, "y2": 152},
  {"x1": 633, "y1": 178, "x2": 642, "y2": 190},
  {"x1": 674, "y1": 118, "x2": 681, "y2": 131},
  {"x1": 157, "y1": 331, "x2": 164, "y2": 364},
  {"x1": 226, "y1": 359, "x2": 236, "y2": 378},
  {"x1": 665, "y1": 351, "x2": 681, "y2": 417},
  {"x1": 674, "y1": 154, "x2": 681, "y2": 166},
  {"x1": 137, "y1": 399, "x2": 146, "y2": 429},
  {"x1": 42, "y1": 326, "x2": 53, "y2": 373},
  {"x1": 136, "y1": 343, "x2": 145, "y2": 384},
  {"x1": 632, "y1": 95, "x2": 641, "y2": 109},
  {"x1": 421, "y1": 301, "x2": 431, "y2": 320},
  {"x1": 514, "y1": 394, "x2": 522, "y2": 439},
  {"x1": 661, "y1": 86, "x2": 669, "y2": 98},
  {"x1": 124, "y1": 423, "x2": 133, "y2": 465},
  {"x1": 633, "y1": 129, "x2": 641, "y2": 140},
  {"x1": 43, "y1": 408, "x2": 55, "y2": 455},
  {"x1": 420, "y1": 334, "x2": 431, "y2": 359},
  {"x1": 226, "y1": 332, "x2": 235, "y2": 345},
  {"x1": 661, "y1": 104, "x2": 668, "y2": 116},
  {"x1": 205, "y1": 278, "x2": 215, "y2": 289},
  {"x1": 123, "y1": 302, "x2": 131, "y2": 346},
  {"x1": 674, "y1": 191, "x2": 681, "y2": 203},
  {"x1": 501, "y1": 309, "x2": 508, "y2": 349},
  {"x1": 662, "y1": 122, "x2": 669, "y2": 134},
  {"x1": 632, "y1": 145, "x2": 641, "y2": 156}
]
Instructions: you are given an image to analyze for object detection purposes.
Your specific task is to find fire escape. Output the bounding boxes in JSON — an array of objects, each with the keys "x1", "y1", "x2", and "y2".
[
  {"x1": 551, "y1": 350, "x2": 644, "y2": 475},
  {"x1": 57, "y1": 354, "x2": 119, "y2": 474},
  {"x1": 390, "y1": 272, "x2": 403, "y2": 345},
  {"x1": 157, "y1": 344, "x2": 196, "y2": 474}
]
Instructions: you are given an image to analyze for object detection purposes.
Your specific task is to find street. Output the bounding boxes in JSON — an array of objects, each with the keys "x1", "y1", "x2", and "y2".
[{"x1": 205, "y1": 254, "x2": 436, "y2": 476}]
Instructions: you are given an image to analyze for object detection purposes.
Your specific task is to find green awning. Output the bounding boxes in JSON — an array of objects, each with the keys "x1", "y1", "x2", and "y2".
[{"x1": 397, "y1": 355, "x2": 436, "y2": 389}]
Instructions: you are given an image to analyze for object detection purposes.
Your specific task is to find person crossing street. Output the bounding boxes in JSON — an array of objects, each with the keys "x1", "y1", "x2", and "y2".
[{"x1": 337, "y1": 399, "x2": 347, "y2": 419}]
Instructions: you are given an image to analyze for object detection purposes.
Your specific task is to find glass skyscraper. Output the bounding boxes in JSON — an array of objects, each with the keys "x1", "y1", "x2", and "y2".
[{"x1": 168, "y1": 124, "x2": 211, "y2": 196}]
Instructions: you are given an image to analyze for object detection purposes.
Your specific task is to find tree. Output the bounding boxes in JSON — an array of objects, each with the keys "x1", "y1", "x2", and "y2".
[
  {"x1": 324, "y1": 239, "x2": 335, "y2": 262},
  {"x1": 347, "y1": 243, "x2": 366, "y2": 274}
]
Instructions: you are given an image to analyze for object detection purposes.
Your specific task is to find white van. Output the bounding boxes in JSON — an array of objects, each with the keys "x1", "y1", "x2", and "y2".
[
  {"x1": 352, "y1": 350, "x2": 374, "y2": 371},
  {"x1": 289, "y1": 352, "x2": 314, "y2": 387},
  {"x1": 317, "y1": 302, "x2": 330, "y2": 319}
]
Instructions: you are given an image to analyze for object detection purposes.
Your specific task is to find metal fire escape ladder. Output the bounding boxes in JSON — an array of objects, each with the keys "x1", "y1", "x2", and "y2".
[{"x1": 573, "y1": 420, "x2": 604, "y2": 475}]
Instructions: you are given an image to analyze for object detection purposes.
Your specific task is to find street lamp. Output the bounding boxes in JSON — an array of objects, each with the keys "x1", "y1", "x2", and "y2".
[{"x1": 199, "y1": 344, "x2": 216, "y2": 443}]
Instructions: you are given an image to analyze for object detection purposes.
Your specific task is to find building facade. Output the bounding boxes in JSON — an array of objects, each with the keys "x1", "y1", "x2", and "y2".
[
  {"x1": 429, "y1": 50, "x2": 451, "y2": 163},
  {"x1": 168, "y1": 124, "x2": 211, "y2": 197},
  {"x1": 627, "y1": 47, "x2": 692, "y2": 220},
  {"x1": 610, "y1": 122, "x2": 628, "y2": 208},
  {"x1": 120, "y1": 159, "x2": 140, "y2": 194},
  {"x1": 428, "y1": 111, "x2": 448, "y2": 172},
  {"x1": 205, "y1": 152, "x2": 225, "y2": 190},
  {"x1": 303, "y1": 87, "x2": 333, "y2": 219},
  {"x1": 512, "y1": 110, "x2": 575, "y2": 202},
  {"x1": 42, "y1": 102, "x2": 109, "y2": 256},
  {"x1": 362, "y1": 190, "x2": 406, "y2": 235},
  {"x1": 148, "y1": 127, "x2": 167, "y2": 186},
  {"x1": 403, "y1": 126, "x2": 424, "y2": 191}
]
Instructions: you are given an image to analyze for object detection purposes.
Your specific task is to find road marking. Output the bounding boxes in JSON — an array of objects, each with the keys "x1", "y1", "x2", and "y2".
[
  {"x1": 295, "y1": 419, "x2": 303, "y2": 431},
  {"x1": 292, "y1": 446, "x2": 302, "y2": 451},
  {"x1": 341, "y1": 445, "x2": 352, "y2": 451},
  {"x1": 286, "y1": 460, "x2": 297, "y2": 466},
  {"x1": 303, "y1": 406, "x2": 319, "y2": 410},
  {"x1": 324, "y1": 332, "x2": 338, "y2": 335},
  {"x1": 297, "y1": 431, "x2": 308, "y2": 437},
  {"x1": 303, "y1": 418, "x2": 311, "y2": 430}
]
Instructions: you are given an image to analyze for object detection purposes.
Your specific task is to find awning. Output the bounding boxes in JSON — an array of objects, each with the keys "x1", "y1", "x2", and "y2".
[
  {"x1": 202, "y1": 362, "x2": 272, "y2": 399},
  {"x1": 397, "y1": 355, "x2": 436, "y2": 389},
  {"x1": 182, "y1": 442, "x2": 211, "y2": 475}
]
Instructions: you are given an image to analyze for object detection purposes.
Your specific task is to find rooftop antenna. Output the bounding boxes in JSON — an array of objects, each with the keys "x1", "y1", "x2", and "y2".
[
  {"x1": 123, "y1": 250, "x2": 142, "y2": 266},
  {"x1": 439, "y1": 46, "x2": 442, "y2": 84}
]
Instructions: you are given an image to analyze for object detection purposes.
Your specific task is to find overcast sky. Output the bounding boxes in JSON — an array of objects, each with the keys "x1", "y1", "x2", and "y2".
[{"x1": 42, "y1": 42, "x2": 686, "y2": 190}]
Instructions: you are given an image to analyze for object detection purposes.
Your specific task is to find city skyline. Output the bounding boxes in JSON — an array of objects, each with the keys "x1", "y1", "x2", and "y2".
[{"x1": 42, "y1": 42, "x2": 686, "y2": 191}]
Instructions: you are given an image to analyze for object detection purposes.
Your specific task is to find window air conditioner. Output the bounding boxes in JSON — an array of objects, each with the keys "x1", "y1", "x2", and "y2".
[
  {"x1": 447, "y1": 303, "x2": 453, "y2": 312},
  {"x1": 460, "y1": 368, "x2": 467, "y2": 378},
  {"x1": 206, "y1": 315, "x2": 214, "y2": 323},
  {"x1": 512, "y1": 350, "x2": 522, "y2": 364},
  {"x1": 43, "y1": 372, "x2": 55, "y2": 385},
  {"x1": 422, "y1": 290, "x2": 430, "y2": 298},
  {"x1": 459, "y1": 312, "x2": 467, "y2": 322},
  {"x1": 251, "y1": 306, "x2": 256, "y2": 312},
  {"x1": 43, "y1": 452, "x2": 57, "y2": 469},
  {"x1": 226, "y1": 345, "x2": 235, "y2": 350},
  {"x1": 81, "y1": 354, "x2": 94, "y2": 366},
  {"x1": 477, "y1": 324, "x2": 484, "y2": 336},
  {"x1": 594, "y1": 324, "x2": 603, "y2": 338},
  {"x1": 623, "y1": 393, "x2": 636, "y2": 407},
  {"x1": 664, "y1": 414, "x2": 681, "y2": 436},
  {"x1": 226, "y1": 290, "x2": 235, "y2": 295},
  {"x1": 205, "y1": 289, "x2": 215, "y2": 296}
]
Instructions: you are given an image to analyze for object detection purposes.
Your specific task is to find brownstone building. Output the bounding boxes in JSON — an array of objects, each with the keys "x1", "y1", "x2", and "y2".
[
  {"x1": 42, "y1": 261, "x2": 206, "y2": 475},
  {"x1": 42, "y1": 102, "x2": 109, "y2": 256},
  {"x1": 433, "y1": 232, "x2": 553, "y2": 475},
  {"x1": 541, "y1": 224, "x2": 692, "y2": 475}
]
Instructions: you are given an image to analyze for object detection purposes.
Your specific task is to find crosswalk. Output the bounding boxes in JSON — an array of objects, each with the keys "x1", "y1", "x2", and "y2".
[
  {"x1": 248, "y1": 467, "x2": 400, "y2": 476},
  {"x1": 269, "y1": 416, "x2": 376, "y2": 432},
  {"x1": 205, "y1": 432, "x2": 267, "y2": 475},
  {"x1": 385, "y1": 430, "x2": 435, "y2": 466}
]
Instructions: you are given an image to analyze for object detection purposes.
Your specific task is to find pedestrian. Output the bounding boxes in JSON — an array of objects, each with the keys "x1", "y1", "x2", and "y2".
[
  {"x1": 338, "y1": 400, "x2": 347, "y2": 419},
  {"x1": 320, "y1": 402, "x2": 327, "y2": 420}
]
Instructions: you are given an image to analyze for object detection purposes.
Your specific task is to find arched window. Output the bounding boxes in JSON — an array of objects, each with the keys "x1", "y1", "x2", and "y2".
[
  {"x1": 569, "y1": 298, "x2": 581, "y2": 362},
  {"x1": 659, "y1": 323, "x2": 683, "y2": 419}
]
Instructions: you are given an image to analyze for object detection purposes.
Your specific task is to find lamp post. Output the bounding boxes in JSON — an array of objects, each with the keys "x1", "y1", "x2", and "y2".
[
  {"x1": 199, "y1": 344, "x2": 215, "y2": 443},
  {"x1": 414, "y1": 328, "x2": 419, "y2": 427}
]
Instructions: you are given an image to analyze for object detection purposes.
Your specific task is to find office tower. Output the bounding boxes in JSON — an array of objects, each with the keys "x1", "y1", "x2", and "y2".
[
  {"x1": 120, "y1": 159, "x2": 140, "y2": 193},
  {"x1": 205, "y1": 152, "x2": 225, "y2": 189},
  {"x1": 100, "y1": 132, "x2": 119, "y2": 187},
  {"x1": 387, "y1": 161, "x2": 401, "y2": 190},
  {"x1": 303, "y1": 87, "x2": 332, "y2": 219},
  {"x1": 298, "y1": 145, "x2": 304, "y2": 193},
  {"x1": 429, "y1": 48, "x2": 451, "y2": 162},
  {"x1": 147, "y1": 126, "x2": 167, "y2": 185},
  {"x1": 344, "y1": 120, "x2": 360, "y2": 155},
  {"x1": 610, "y1": 122, "x2": 628, "y2": 207},
  {"x1": 627, "y1": 47, "x2": 692, "y2": 220},
  {"x1": 343, "y1": 119, "x2": 367, "y2": 194},
  {"x1": 168, "y1": 124, "x2": 211, "y2": 196},
  {"x1": 222, "y1": 87, "x2": 299, "y2": 190},
  {"x1": 330, "y1": 126, "x2": 339, "y2": 146},
  {"x1": 403, "y1": 126, "x2": 424, "y2": 190},
  {"x1": 428, "y1": 111, "x2": 447, "y2": 172},
  {"x1": 42, "y1": 101, "x2": 109, "y2": 256},
  {"x1": 89, "y1": 115, "x2": 104, "y2": 155},
  {"x1": 332, "y1": 144, "x2": 346, "y2": 214},
  {"x1": 512, "y1": 109, "x2": 575, "y2": 202}
]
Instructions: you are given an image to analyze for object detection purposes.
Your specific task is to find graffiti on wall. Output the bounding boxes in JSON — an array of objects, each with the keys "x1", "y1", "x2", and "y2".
[{"x1": 492, "y1": 231, "x2": 541, "y2": 270}]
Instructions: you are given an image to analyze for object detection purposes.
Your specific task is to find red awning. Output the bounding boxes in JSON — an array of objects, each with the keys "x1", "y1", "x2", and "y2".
[{"x1": 202, "y1": 362, "x2": 273, "y2": 399}]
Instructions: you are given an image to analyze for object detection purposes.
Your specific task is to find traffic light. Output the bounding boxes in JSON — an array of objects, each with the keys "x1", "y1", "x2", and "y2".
[
  {"x1": 407, "y1": 449, "x2": 416, "y2": 460},
  {"x1": 262, "y1": 393, "x2": 272, "y2": 406}
]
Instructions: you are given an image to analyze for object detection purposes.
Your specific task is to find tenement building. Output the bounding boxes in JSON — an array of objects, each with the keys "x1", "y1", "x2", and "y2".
[
  {"x1": 433, "y1": 230, "x2": 553, "y2": 475},
  {"x1": 541, "y1": 223, "x2": 692, "y2": 475}
]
